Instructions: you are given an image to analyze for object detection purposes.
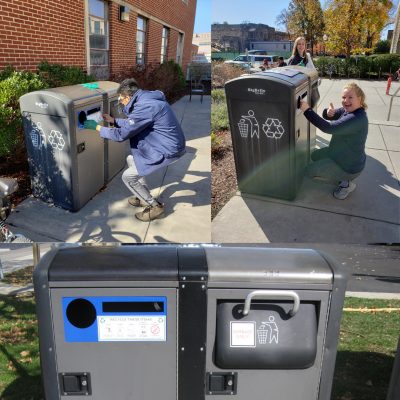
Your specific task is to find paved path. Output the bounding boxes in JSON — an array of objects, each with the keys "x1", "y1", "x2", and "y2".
[
  {"x1": 212, "y1": 78, "x2": 400, "y2": 243},
  {"x1": 7, "y1": 95, "x2": 211, "y2": 243}
]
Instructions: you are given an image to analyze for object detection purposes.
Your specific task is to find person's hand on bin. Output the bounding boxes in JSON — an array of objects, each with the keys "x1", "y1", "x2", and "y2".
[
  {"x1": 84, "y1": 120, "x2": 98, "y2": 130},
  {"x1": 102, "y1": 114, "x2": 115, "y2": 124},
  {"x1": 299, "y1": 100, "x2": 310, "y2": 112}
]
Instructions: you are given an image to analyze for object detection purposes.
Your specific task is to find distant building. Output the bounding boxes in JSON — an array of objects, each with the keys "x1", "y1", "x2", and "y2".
[
  {"x1": 387, "y1": 29, "x2": 400, "y2": 53},
  {"x1": 0, "y1": 0, "x2": 197, "y2": 79},
  {"x1": 192, "y1": 32, "x2": 211, "y2": 61},
  {"x1": 212, "y1": 23, "x2": 289, "y2": 53},
  {"x1": 249, "y1": 41, "x2": 294, "y2": 56}
]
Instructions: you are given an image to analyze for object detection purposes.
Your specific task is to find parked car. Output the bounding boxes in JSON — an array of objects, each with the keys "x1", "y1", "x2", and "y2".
[{"x1": 224, "y1": 54, "x2": 279, "y2": 69}]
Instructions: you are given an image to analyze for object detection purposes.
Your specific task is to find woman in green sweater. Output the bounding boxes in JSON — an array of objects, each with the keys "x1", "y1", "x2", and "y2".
[{"x1": 300, "y1": 83, "x2": 368, "y2": 200}]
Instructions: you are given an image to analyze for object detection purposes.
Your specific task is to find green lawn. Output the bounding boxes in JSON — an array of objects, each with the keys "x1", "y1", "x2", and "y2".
[{"x1": 0, "y1": 294, "x2": 399, "y2": 400}]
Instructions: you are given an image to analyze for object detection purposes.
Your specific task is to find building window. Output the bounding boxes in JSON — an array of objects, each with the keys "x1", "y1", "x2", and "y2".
[
  {"x1": 176, "y1": 32, "x2": 184, "y2": 65},
  {"x1": 88, "y1": 0, "x2": 109, "y2": 79},
  {"x1": 161, "y1": 27, "x2": 169, "y2": 63},
  {"x1": 136, "y1": 16, "x2": 147, "y2": 65}
]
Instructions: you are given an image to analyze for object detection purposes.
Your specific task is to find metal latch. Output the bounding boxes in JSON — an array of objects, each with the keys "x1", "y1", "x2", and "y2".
[
  {"x1": 77, "y1": 142, "x2": 85, "y2": 154},
  {"x1": 206, "y1": 372, "x2": 237, "y2": 395}
]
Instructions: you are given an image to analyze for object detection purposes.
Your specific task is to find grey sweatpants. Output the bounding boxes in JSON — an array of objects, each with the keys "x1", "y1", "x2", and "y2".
[{"x1": 121, "y1": 155, "x2": 157, "y2": 205}]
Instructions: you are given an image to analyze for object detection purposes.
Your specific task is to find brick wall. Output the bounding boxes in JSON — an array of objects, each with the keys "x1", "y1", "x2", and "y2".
[
  {"x1": 0, "y1": 0, "x2": 197, "y2": 77},
  {"x1": 0, "y1": 0, "x2": 86, "y2": 71}
]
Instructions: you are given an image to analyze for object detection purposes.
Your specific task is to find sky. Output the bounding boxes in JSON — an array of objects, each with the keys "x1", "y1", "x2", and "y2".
[
  {"x1": 194, "y1": 0, "x2": 212, "y2": 33},
  {"x1": 193, "y1": 0, "x2": 399, "y2": 39}
]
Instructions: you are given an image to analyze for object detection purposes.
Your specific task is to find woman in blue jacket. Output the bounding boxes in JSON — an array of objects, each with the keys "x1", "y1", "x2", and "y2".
[
  {"x1": 84, "y1": 78, "x2": 186, "y2": 221},
  {"x1": 300, "y1": 82, "x2": 368, "y2": 200}
]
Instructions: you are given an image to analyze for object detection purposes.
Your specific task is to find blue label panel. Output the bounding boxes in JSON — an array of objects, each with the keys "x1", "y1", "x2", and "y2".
[{"x1": 62, "y1": 296, "x2": 167, "y2": 343}]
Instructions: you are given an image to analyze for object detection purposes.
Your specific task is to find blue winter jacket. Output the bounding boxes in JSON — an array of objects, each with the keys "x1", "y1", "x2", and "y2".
[{"x1": 99, "y1": 89, "x2": 186, "y2": 176}]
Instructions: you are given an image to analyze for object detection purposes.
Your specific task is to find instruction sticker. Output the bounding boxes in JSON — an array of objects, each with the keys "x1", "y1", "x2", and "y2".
[
  {"x1": 98, "y1": 315, "x2": 166, "y2": 342},
  {"x1": 230, "y1": 321, "x2": 256, "y2": 347}
]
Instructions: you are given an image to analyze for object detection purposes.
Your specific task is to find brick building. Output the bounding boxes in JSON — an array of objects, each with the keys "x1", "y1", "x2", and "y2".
[
  {"x1": 0, "y1": 0, "x2": 197, "y2": 78},
  {"x1": 212, "y1": 23, "x2": 289, "y2": 53}
]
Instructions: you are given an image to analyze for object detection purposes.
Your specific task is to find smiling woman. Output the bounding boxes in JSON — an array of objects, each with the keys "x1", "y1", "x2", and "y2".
[{"x1": 299, "y1": 82, "x2": 369, "y2": 200}]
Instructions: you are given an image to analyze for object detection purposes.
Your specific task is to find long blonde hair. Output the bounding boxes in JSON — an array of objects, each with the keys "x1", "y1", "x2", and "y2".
[
  {"x1": 343, "y1": 83, "x2": 368, "y2": 109},
  {"x1": 292, "y1": 36, "x2": 307, "y2": 57}
]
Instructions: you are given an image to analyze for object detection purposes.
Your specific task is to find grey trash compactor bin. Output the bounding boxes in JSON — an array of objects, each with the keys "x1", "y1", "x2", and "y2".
[
  {"x1": 20, "y1": 81, "x2": 127, "y2": 211},
  {"x1": 34, "y1": 245, "x2": 346, "y2": 400},
  {"x1": 225, "y1": 66, "x2": 319, "y2": 200}
]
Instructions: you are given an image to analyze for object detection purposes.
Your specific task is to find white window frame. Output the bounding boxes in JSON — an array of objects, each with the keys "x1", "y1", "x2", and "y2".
[
  {"x1": 161, "y1": 27, "x2": 169, "y2": 63},
  {"x1": 176, "y1": 32, "x2": 184, "y2": 65},
  {"x1": 85, "y1": 0, "x2": 109, "y2": 79},
  {"x1": 136, "y1": 15, "x2": 148, "y2": 65}
]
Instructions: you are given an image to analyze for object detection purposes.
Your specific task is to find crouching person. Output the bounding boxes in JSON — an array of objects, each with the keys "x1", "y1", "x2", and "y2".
[
  {"x1": 300, "y1": 83, "x2": 368, "y2": 199},
  {"x1": 84, "y1": 78, "x2": 186, "y2": 221}
]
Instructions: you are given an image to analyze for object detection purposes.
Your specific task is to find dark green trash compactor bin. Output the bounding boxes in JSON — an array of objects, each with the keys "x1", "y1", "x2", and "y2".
[
  {"x1": 34, "y1": 245, "x2": 346, "y2": 400},
  {"x1": 225, "y1": 66, "x2": 319, "y2": 200}
]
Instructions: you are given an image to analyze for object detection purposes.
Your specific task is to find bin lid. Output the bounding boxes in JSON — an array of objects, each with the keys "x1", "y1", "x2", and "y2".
[
  {"x1": 267, "y1": 65, "x2": 319, "y2": 81},
  {"x1": 226, "y1": 67, "x2": 308, "y2": 88},
  {"x1": 20, "y1": 83, "x2": 103, "y2": 117},
  {"x1": 47, "y1": 246, "x2": 179, "y2": 281},
  {"x1": 95, "y1": 81, "x2": 120, "y2": 96},
  {"x1": 206, "y1": 247, "x2": 333, "y2": 284}
]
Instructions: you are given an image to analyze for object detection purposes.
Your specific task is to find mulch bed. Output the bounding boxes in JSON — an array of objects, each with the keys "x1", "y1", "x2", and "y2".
[
  {"x1": 211, "y1": 130, "x2": 238, "y2": 219},
  {"x1": 0, "y1": 148, "x2": 31, "y2": 207}
]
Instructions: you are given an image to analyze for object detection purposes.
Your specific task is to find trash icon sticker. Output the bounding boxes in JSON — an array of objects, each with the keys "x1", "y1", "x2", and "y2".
[
  {"x1": 262, "y1": 118, "x2": 285, "y2": 139},
  {"x1": 30, "y1": 122, "x2": 46, "y2": 149},
  {"x1": 257, "y1": 316, "x2": 279, "y2": 345},
  {"x1": 238, "y1": 110, "x2": 260, "y2": 139}
]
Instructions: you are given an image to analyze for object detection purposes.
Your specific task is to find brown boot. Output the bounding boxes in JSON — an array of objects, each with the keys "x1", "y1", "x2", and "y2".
[
  {"x1": 135, "y1": 203, "x2": 165, "y2": 222},
  {"x1": 128, "y1": 196, "x2": 147, "y2": 207}
]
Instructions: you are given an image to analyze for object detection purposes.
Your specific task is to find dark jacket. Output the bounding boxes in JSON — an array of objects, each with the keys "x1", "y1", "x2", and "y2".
[
  {"x1": 99, "y1": 89, "x2": 186, "y2": 176},
  {"x1": 304, "y1": 107, "x2": 368, "y2": 174}
]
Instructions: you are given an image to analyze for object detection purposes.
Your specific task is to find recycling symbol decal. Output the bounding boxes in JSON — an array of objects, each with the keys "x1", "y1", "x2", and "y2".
[
  {"x1": 262, "y1": 118, "x2": 285, "y2": 139},
  {"x1": 48, "y1": 130, "x2": 65, "y2": 151}
]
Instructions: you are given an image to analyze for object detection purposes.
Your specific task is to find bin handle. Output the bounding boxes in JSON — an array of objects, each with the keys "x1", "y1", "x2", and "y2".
[{"x1": 242, "y1": 290, "x2": 300, "y2": 317}]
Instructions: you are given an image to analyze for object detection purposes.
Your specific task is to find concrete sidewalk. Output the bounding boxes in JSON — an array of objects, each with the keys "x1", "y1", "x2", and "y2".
[
  {"x1": 7, "y1": 95, "x2": 211, "y2": 243},
  {"x1": 212, "y1": 78, "x2": 400, "y2": 243}
]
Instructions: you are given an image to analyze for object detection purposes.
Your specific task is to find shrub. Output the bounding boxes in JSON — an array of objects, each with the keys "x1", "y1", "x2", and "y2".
[
  {"x1": 150, "y1": 60, "x2": 186, "y2": 100},
  {"x1": 0, "y1": 71, "x2": 47, "y2": 156},
  {"x1": 110, "y1": 60, "x2": 186, "y2": 103},
  {"x1": 211, "y1": 132, "x2": 222, "y2": 150},
  {"x1": 211, "y1": 101, "x2": 229, "y2": 134},
  {"x1": 374, "y1": 40, "x2": 391, "y2": 54},
  {"x1": 314, "y1": 54, "x2": 400, "y2": 78},
  {"x1": 212, "y1": 61, "x2": 247, "y2": 88},
  {"x1": 37, "y1": 61, "x2": 95, "y2": 87},
  {"x1": 211, "y1": 88, "x2": 226, "y2": 103}
]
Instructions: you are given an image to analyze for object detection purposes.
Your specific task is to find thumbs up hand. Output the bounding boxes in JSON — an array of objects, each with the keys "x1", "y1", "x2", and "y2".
[{"x1": 327, "y1": 103, "x2": 335, "y2": 118}]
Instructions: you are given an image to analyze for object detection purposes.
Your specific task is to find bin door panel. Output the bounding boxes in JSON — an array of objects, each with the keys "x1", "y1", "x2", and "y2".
[
  {"x1": 228, "y1": 99, "x2": 294, "y2": 199},
  {"x1": 104, "y1": 99, "x2": 129, "y2": 182},
  {"x1": 215, "y1": 301, "x2": 317, "y2": 369},
  {"x1": 50, "y1": 288, "x2": 177, "y2": 400},
  {"x1": 22, "y1": 113, "x2": 73, "y2": 209},
  {"x1": 206, "y1": 289, "x2": 330, "y2": 400},
  {"x1": 74, "y1": 118, "x2": 105, "y2": 209},
  {"x1": 294, "y1": 88, "x2": 309, "y2": 190}
]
